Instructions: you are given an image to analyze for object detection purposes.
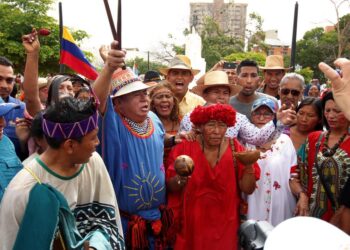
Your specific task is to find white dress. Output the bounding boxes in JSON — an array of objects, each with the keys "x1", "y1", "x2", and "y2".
[{"x1": 246, "y1": 134, "x2": 297, "y2": 226}]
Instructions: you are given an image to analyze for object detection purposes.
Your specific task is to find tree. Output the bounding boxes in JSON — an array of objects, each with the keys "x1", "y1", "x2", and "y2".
[
  {"x1": 296, "y1": 27, "x2": 338, "y2": 80},
  {"x1": 0, "y1": 0, "x2": 89, "y2": 75},
  {"x1": 153, "y1": 34, "x2": 185, "y2": 64},
  {"x1": 125, "y1": 57, "x2": 166, "y2": 75},
  {"x1": 329, "y1": 0, "x2": 350, "y2": 57},
  {"x1": 224, "y1": 51, "x2": 266, "y2": 67},
  {"x1": 295, "y1": 67, "x2": 313, "y2": 84},
  {"x1": 200, "y1": 16, "x2": 244, "y2": 70},
  {"x1": 246, "y1": 12, "x2": 268, "y2": 53}
]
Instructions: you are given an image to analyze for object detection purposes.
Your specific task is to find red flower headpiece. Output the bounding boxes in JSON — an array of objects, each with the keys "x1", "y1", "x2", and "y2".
[{"x1": 190, "y1": 104, "x2": 236, "y2": 127}]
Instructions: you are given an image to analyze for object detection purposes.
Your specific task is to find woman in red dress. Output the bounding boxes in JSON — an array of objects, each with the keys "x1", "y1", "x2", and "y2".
[
  {"x1": 298, "y1": 91, "x2": 350, "y2": 233},
  {"x1": 166, "y1": 104, "x2": 260, "y2": 250}
]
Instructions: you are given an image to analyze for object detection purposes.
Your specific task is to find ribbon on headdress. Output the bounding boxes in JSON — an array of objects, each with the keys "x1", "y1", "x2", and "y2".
[{"x1": 42, "y1": 111, "x2": 99, "y2": 140}]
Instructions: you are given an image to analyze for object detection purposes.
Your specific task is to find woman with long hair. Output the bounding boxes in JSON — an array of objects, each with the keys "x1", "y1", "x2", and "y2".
[
  {"x1": 150, "y1": 81, "x2": 181, "y2": 166},
  {"x1": 289, "y1": 97, "x2": 323, "y2": 151},
  {"x1": 297, "y1": 91, "x2": 350, "y2": 233}
]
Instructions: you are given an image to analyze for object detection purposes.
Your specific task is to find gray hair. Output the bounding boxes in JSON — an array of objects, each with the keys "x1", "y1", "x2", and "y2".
[{"x1": 280, "y1": 73, "x2": 305, "y2": 89}]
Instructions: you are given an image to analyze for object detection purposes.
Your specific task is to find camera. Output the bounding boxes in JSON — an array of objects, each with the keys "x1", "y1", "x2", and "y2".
[{"x1": 223, "y1": 62, "x2": 237, "y2": 69}]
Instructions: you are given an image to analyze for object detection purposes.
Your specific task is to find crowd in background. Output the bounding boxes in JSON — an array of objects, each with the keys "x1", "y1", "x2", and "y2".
[{"x1": 0, "y1": 29, "x2": 349, "y2": 250}]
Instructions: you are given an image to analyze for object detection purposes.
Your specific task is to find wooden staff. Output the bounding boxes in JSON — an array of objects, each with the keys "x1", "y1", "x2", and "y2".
[{"x1": 103, "y1": 0, "x2": 122, "y2": 50}]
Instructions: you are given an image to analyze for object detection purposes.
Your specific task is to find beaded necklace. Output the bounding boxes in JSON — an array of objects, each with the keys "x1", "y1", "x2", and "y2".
[
  {"x1": 123, "y1": 116, "x2": 153, "y2": 137},
  {"x1": 322, "y1": 131, "x2": 348, "y2": 157}
]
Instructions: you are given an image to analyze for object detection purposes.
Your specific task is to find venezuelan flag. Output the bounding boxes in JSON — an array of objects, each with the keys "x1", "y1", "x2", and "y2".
[{"x1": 60, "y1": 27, "x2": 98, "y2": 80}]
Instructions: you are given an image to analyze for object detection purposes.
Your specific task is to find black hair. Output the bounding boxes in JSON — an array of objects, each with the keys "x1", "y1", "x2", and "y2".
[
  {"x1": 0, "y1": 56, "x2": 13, "y2": 67},
  {"x1": 46, "y1": 75, "x2": 71, "y2": 106},
  {"x1": 236, "y1": 59, "x2": 259, "y2": 75},
  {"x1": 296, "y1": 97, "x2": 323, "y2": 131},
  {"x1": 74, "y1": 87, "x2": 90, "y2": 99},
  {"x1": 43, "y1": 96, "x2": 96, "y2": 149},
  {"x1": 69, "y1": 74, "x2": 90, "y2": 86},
  {"x1": 30, "y1": 112, "x2": 44, "y2": 139},
  {"x1": 321, "y1": 91, "x2": 334, "y2": 130}
]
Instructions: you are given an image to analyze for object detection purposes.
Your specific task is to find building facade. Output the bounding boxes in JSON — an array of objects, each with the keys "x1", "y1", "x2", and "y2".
[{"x1": 190, "y1": 0, "x2": 247, "y2": 40}]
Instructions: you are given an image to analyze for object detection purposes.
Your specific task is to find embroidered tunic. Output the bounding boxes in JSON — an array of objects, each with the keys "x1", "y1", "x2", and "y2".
[
  {"x1": 299, "y1": 131, "x2": 350, "y2": 221},
  {"x1": 0, "y1": 152, "x2": 124, "y2": 249},
  {"x1": 98, "y1": 97, "x2": 166, "y2": 229}
]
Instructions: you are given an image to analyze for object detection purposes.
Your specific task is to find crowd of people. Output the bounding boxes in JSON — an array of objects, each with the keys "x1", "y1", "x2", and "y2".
[{"x1": 0, "y1": 29, "x2": 349, "y2": 250}]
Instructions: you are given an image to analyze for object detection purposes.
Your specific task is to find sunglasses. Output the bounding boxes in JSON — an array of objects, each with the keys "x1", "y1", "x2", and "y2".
[
  {"x1": 280, "y1": 88, "x2": 301, "y2": 97},
  {"x1": 0, "y1": 75, "x2": 15, "y2": 84}
]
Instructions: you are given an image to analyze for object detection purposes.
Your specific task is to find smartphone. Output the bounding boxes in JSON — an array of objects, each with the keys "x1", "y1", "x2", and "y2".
[{"x1": 223, "y1": 62, "x2": 237, "y2": 69}]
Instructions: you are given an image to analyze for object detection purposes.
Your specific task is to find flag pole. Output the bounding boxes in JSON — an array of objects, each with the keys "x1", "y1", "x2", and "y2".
[
  {"x1": 290, "y1": 1, "x2": 298, "y2": 72},
  {"x1": 59, "y1": 2, "x2": 65, "y2": 74}
]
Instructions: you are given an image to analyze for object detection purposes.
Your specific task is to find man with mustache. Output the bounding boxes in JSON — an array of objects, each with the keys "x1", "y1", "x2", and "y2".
[
  {"x1": 160, "y1": 55, "x2": 205, "y2": 117},
  {"x1": 94, "y1": 41, "x2": 173, "y2": 249}
]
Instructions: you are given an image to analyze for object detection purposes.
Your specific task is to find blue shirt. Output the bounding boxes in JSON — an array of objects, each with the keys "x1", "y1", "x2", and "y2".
[
  {"x1": 3, "y1": 96, "x2": 25, "y2": 159},
  {"x1": 0, "y1": 135, "x2": 23, "y2": 201},
  {"x1": 98, "y1": 97, "x2": 165, "y2": 221}
]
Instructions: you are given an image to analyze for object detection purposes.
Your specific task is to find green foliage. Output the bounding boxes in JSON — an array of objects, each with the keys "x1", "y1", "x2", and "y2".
[
  {"x1": 295, "y1": 67, "x2": 313, "y2": 83},
  {"x1": 200, "y1": 17, "x2": 244, "y2": 70},
  {"x1": 0, "y1": 0, "x2": 89, "y2": 75},
  {"x1": 125, "y1": 57, "x2": 166, "y2": 75},
  {"x1": 246, "y1": 12, "x2": 268, "y2": 53},
  {"x1": 224, "y1": 51, "x2": 266, "y2": 66},
  {"x1": 296, "y1": 14, "x2": 350, "y2": 80},
  {"x1": 296, "y1": 27, "x2": 337, "y2": 80}
]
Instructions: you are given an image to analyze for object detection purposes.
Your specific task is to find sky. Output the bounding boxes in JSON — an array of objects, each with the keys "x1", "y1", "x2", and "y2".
[{"x1": 50, "y1": 0, "x2": 349, "y2": 56}]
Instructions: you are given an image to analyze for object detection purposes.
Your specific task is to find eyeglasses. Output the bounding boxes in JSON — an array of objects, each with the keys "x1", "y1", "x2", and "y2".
[
  {"x1": 280, "y1": 88, "x2": 301, "y2": 96},
  {"x1": 252, "y1": 112, "x2": 274, "y2": 118},
  {"x1": 0, "y1": 76, "x2": 15, "y2": 84}
]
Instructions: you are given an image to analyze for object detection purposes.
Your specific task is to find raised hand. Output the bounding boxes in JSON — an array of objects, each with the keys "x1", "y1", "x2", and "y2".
[
  {"x1": 104, "y1": 41, "x2": 126, "y2": 73},
  {"x1": 319, "y1": 58, "x2": 350, "y2": 120},
  {"x1": 277, "y1": 103, "x2": 297, "y2": 126},
  {"x1": 99, "y1": 44, "x2": 110, "y2": 63},
  {"x1": 22, "y1": 28, "x2": 40, "y2": 54}
]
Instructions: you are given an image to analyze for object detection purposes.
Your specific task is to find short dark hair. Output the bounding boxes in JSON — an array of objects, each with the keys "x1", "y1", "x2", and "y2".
[
  {"x1": 30, "y1": 112, "x2": 44, "y2": 139},
  {"x1": 43, "y1": 96, "x2": 96, "y2": 149},
  {"x1": 296, "y1": 97, "x2": 323, "y2": 131},
  {"x1": 0, "y1": 56, "x2": 13, "y2": 67},
  {"x1": 237, "y1": 59, "x2": 259, "y2": 75}
]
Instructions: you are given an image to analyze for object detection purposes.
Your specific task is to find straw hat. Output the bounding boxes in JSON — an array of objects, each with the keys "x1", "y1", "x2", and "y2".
[
  {"x1": 159, "y1": 55, "x2": 200, "y2": 76},
  {"x1": 38, "y1": 77, "x2": 49, "y2": 89},
  {"x1": 192, "y1": 71, "x2": 238, "y2": 96},
  {"x1": 259, "y1": 55, "x2": 290, "y2": 71},
  {"x1": 111, "y1": 68, "x2": 151, "y2": 98}
]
